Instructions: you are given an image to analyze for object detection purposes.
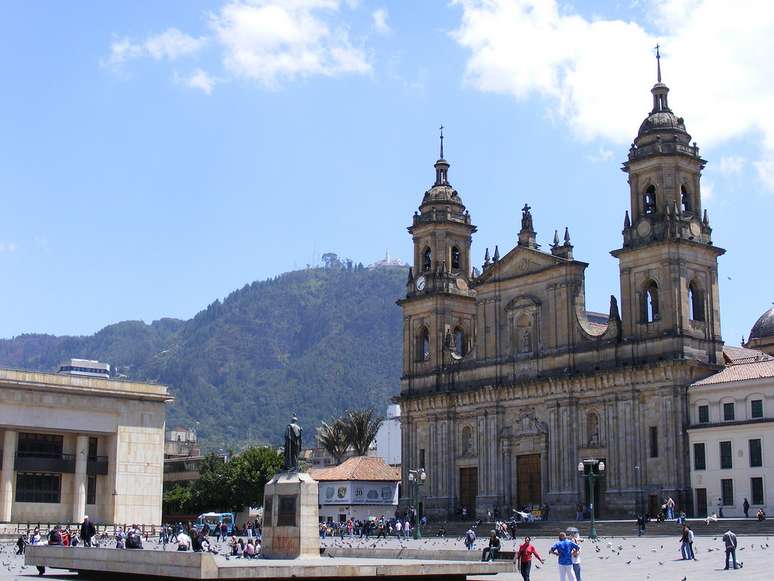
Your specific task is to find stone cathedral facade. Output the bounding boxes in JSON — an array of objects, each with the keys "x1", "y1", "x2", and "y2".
[{"x1": 398, "y1": 68, "x2": 726, "y2": 519}]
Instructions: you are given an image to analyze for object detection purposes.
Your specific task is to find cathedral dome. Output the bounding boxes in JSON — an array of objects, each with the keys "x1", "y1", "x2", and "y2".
[
  {"x1": 750, "y1": 306, "x2": 774, "y2": 340},
  {"x1": 637, "y1": 108, "x2": 688, "y2": 138}
]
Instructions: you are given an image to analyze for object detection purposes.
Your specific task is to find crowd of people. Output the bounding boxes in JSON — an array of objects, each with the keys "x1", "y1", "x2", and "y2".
[{"x1": 318, "y1": 514, "x2": 426, "y2": 539}]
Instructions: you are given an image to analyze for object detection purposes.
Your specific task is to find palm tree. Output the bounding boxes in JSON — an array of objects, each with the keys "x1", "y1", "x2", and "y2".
[
  {"x1": 318, "y1": 418, "x2": 349, "y2": 464},
  {"x1": 344, "y1": 408, "x2": 384, "y2": 456}
]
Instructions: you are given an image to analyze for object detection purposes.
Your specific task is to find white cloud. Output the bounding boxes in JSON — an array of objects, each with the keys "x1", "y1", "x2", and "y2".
[
  {"x1": 702, "y1": 179, "x2": 716, "y2": 202},
  {"x1": 209, "y1": 0, "x2": 371, "y2": 88},
  {"x1": 103, "y1": 28, "x2": 206, "y2": 68},
  {"x1": 177, "y1": 69, "x2": 216, "y2": 95},
  {"x1": 0, "y1": 242, "x2": 17, "y2": 253},
  {"x1": 452, "y1": 0, "x2": 774, "y2": 190},
  {"x1": 372, "y1": 8, "x2": 391, "y2": 34},
  {"x1": 754, "y1": 158, "x2": 774, "y2": 191},
  {"x1": 587, "y1": 146, "x2": 614, "y2": 163},
  {"x1": 718, "y1": 155, "x2": 745, "y2": 175}
]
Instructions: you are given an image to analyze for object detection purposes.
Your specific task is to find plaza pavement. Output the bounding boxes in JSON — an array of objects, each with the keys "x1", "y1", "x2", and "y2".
[{"x1": 0, "y1": 534, "x2": 771, "y2": 580}]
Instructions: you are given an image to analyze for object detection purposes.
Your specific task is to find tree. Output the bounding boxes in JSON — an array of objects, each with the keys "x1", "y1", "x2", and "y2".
[
  {"x1": 343, "y1": 408, "x2": 384, "y2": 456},
  {"x1": 228, "y1": 446, "x2": 283, "y2": 511},
  {"x1": 318, "y1": 418, "x2": 349, "y2": 464},
  {"x1": 170, "y1": 447, "x2": 283, "y2": 515},
  {"x1": 163, "y1": 482, "x2": 194, "y2": 515},
  {"x1": 321, "y1": 253, "x2": 341, "y2": 269}
]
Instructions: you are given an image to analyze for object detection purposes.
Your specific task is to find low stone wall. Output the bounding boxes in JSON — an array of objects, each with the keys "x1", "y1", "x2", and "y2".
[{"x1": 26, "y1": 546, "x2": 217, "y2": 578}]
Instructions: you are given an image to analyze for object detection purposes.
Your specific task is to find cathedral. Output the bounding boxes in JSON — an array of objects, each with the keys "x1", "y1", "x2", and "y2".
[{"x1": 398, "y1": 58, "x2": 728, "y2": 519}]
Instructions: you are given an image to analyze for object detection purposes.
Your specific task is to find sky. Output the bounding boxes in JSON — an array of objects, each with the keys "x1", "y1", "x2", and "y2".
[{"x1": 1, "y1": 0, "x2": 773, "y2": 346}]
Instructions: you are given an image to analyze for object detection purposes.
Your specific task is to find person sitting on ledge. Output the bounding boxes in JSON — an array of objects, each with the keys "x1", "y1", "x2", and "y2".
[
  {"x1": 48, "y1": 526, "x2": 62, "y2": 546},
  {"x1": 481, "y1": 530, "x2": 501, "y2": 562},
  {"x1": 757, "y1": 508, "x2": 767, "y2": 521}
]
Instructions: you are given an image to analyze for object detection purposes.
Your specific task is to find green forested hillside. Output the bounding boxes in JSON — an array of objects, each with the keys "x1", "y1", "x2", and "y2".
[{"x1": 0, "y1": 265, "x2": 407, "y2": 448}]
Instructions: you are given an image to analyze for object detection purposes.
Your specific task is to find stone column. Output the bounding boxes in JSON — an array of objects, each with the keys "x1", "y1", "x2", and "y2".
[
  {"x1": 72, "y1": 435, "x2": 89, "y2": 522},
  {"x1": 1, "y1": 430, "x2": 17, "y2": 522}
]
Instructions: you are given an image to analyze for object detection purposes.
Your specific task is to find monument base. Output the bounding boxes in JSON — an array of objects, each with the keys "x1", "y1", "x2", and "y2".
[{"x1": 262, "y1": 470, "x2": 319, "y2": 559}]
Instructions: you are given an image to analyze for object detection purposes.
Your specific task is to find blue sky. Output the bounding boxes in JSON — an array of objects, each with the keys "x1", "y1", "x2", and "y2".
[{"x1": 1, "y1": 0, "x2": 773, "y2": 346}]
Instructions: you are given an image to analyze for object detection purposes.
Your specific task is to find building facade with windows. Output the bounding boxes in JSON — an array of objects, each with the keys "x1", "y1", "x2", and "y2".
[
  {"x1": 0, "y1": 368, "x2": 171, "y2": 525},
  {"x1": 398, "y1": 59, "x2": 729, "y2": 519},
  {"x1": 310, "y1": 456, "x2": 400, "y2": 523},
  {"x1": 688, "y1": 352, "x2": 774, "y2": 517}
]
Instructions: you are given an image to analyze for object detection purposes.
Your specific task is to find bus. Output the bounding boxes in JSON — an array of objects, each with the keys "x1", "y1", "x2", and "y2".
[{"x1": 194, "y1": 512, "x2": 235, "y2": 535}]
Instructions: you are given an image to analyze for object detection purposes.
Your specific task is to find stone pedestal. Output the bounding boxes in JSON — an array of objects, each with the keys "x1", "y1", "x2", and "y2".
[{"x1": 261, "y1": 471, "x2": 319, "y2": 559}]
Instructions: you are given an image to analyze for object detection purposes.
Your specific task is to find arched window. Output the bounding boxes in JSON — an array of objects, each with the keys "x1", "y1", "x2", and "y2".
[
  {"x1": 642, "y1": 281, "x2": 659, "y2": 323},
  {"x1": 587, "y1": 412, "x2": 600, "y2": 447},
  {"x1": 417, "y1": 327, "x2": 430, "y2": 361},
  {"x1": 643, "y1": 185, "x2": 657, "y2": 215},
  {"x1": 681, "y1": 185, "x2": 692, "y2": 213},
  {"x1": 454, "y1": 327, "x2": 466, "y2": 356},
  {"x1": 422, "y1": 247, "x2": 432, "y2": 272},
  {"x1": 688, "y1": 281, "x2": 704, "y2": 322},
  {"x1": 451, "y1": 246, "x2": 461, "y2": 270}
]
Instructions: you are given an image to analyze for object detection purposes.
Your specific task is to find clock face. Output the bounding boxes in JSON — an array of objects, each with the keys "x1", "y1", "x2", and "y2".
[{"x1": 415, "y1": 276, "x2": 426, "y2": 291}]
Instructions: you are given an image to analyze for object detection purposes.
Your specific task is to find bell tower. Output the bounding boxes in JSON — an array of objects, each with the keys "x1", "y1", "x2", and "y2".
[
  {"x1": 612, "y1": 48, "x2": 724, "y2": 363},
  {"x1": 400, "y1": 129, "x2": 477, "y2": 380}
]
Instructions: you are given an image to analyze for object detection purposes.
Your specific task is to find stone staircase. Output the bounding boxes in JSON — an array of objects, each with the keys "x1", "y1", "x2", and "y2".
[{"x1": 431, "y1": 518, "x2": 774, "y2": 538}]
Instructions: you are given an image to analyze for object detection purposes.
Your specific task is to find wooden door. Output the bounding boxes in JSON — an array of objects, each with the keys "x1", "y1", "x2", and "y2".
[
  {"x1": 516, "y1": 454, "x2": 542, "y2": 508},
  {"x1": 459, "y1": 467, "x2": 477, "y2": 518},
  {"x1": 696, "y1": 488, "x2": 707, "y2": 517}
]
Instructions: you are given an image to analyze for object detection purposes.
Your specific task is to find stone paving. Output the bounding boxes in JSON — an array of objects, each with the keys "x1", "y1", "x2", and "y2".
[{"x1": 0, "y1": 534, "x2": 771, "y2": 580}]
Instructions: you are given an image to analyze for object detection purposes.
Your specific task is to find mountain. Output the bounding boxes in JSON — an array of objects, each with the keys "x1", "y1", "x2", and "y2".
[{"x1": 0, "y1": 265, "x2": 407, "y2": 448}]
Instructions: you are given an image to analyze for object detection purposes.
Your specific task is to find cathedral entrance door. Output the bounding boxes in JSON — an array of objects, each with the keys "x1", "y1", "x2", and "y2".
[
  {"x1": 516, "y1": 454, "x2": 542, "y2": 508},
  {"x1": 459, "y1": 467, "x2": 477, "y2": 519}
]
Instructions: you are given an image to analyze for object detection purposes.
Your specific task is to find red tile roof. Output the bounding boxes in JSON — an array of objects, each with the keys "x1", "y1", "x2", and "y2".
[
  {"x1": 693, "y1": 359, "x2": 774, "y2": 386},
  {"x1": 723, "y1": 345, "x2": 773, "y2": 364},
  {"x1": 309, "y1": 456, "x2": 400, "y2": 482}
]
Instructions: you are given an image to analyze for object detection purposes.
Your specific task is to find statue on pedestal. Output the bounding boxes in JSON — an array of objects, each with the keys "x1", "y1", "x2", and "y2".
[{"x1": 284, "y1": 414, "x2": 303, "y2": 472}]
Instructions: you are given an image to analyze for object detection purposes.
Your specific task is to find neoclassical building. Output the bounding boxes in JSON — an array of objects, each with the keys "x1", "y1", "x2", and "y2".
[{"x1": 398, "y1": 62, "x2": 730, "y2": 519}]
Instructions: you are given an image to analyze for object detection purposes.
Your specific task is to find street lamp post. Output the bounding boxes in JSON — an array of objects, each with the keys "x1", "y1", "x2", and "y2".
[
  {"x1": 578, "y1": 458, "x2": 606, "y2": 540},
  {"x1": 408, "y1": 468, "x2": 427, "y2": 540}
]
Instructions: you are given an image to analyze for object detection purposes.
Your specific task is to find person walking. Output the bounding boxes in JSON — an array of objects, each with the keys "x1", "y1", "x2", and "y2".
[
  {"x1": 549, "y1": 532, "x2": 580, "y2": 581},
  {"x1": 723, "y1": 529, "x2": 740, "y2": 570},
  {"x1": 636, "y1": 514, "x2": 646, "y2": 536},
  {"x1": 687, "y1": 526, "x2": 697, "y2": 560},
  {"x1": 464, "y1": 527, "x2": 476, "y2": 551},
  {"x1": 743, "y1": 498, "x2": 750, "y2": 518},
  {"x1": 680, "y1": 526, "x2": 691, "y2": 561},
  {"x1": 481, "y1": 530, "x2": 501, "y2": 561},
  {"x1": 80, "y1": 516, "x2": 96, "y2": 548},
  {"x1": 516, "y1": 536, "x2": 544, "y2": 581},
  {"x1": 570, "y1": 532, "x2": 583, "y2": 581}
]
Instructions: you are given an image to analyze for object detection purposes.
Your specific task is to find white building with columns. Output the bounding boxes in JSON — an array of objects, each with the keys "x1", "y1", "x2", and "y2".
[{"x1": 0, "y1": 367, "x2": 171, "y2": 525}]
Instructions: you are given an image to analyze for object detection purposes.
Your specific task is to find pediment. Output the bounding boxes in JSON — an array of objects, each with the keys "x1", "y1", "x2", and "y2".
[{"x1": 477, "y1": 246, "x2": 564, "y2": 283}]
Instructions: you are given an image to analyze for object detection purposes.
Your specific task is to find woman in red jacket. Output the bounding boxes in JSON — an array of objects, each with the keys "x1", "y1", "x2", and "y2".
[{"x1": 516, "y1": 535, "x2": 544, "y2": 581}]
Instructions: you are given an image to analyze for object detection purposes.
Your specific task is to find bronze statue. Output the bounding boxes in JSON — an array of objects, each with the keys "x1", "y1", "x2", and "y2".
[{"x1": 284, "y1": 414, "x2": 303, "y2": 471}]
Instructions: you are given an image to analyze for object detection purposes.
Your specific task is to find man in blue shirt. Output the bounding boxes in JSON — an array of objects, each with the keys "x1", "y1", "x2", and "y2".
[{"x1": 549, "y1": 532, "x2": 580, "y2": 581}]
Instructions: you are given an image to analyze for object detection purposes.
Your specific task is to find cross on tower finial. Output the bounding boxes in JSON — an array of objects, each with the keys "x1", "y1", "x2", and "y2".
[
  {"x1": 439, "y1": 125, "x2": 444, "y2": 159},
  {"x1": 655, "y1": 43, "x2": 662, "y2": 83}
]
